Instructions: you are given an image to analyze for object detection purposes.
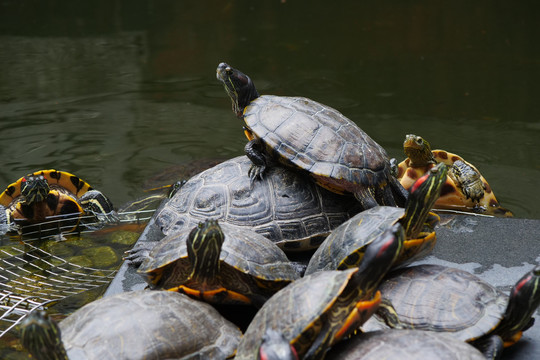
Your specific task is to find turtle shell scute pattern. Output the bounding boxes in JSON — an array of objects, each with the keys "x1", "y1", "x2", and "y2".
[
  {"x1": 329, "y1": 329, "x2": 487, "y2": 359},
  {"x1": 235, "y1": 269, "x2": 357, "y2": 359},
  {"x1": 366, "y1": 264, "x2": 508, "y2": 342},
  {"x1": 59, "y1": 290, "x2": 241, "y2": 359},
  {"x1": 305, "y1": 206, "x2": 404, "y2": 274},
  {"x1": 155, "y1": 156, "x2": 362, "y2": 251},
  {"x1": 244, "y1": 95, "x2": 392, "y2": 192},
  {"x1": 139, "y1": 222, "x2": 299, "y2": 283}
]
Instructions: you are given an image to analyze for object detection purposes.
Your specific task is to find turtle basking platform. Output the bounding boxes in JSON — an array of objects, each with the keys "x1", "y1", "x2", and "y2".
[{"x1": 105, "y1": 213, "x2": 540, "y2": 360}]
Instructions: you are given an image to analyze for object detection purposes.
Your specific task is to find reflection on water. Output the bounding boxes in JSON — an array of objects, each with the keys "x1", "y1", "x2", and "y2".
[
  {"x1": 0, "y1": 0, "x2": 538, "y2": 219},
  {"x1": 0, "y1": 1, "x2": 539, "y2": 217},
  {"x1": 0, "y1": 0, "x2": 539, "y2": 355}
]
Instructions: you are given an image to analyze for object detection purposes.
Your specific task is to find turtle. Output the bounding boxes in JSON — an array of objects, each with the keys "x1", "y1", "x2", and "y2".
[
  {"x1": 326, "y1": 329, "x2": 491, "y2": 360},
  {"x1": 136, "y1": 155, "x2": 361, "y2": 253},
  {"x1": 0, "y1": 169, "x2": 116, "y2": 234},
  {"x1": 305, "y1": 161, "x2": 447, "y2": 275},
  {"x1": 362, "y1": 264, "x2": 540, "y2": 356},
  {"x1": 234, "y1": 221, "x2": 404, "y2": 360},
  {"x1": 137, "y1": 219, "x2": 300, "y2": 307},
  {"x1": 19, "y1": 290, "x2": 242, "y2": 360},
  {"x1": 396, "y1": 134, "x2": 513, "y2": 217},
  {"x1": 216, "y1": 62, "x2": 408, "y2": 210}
]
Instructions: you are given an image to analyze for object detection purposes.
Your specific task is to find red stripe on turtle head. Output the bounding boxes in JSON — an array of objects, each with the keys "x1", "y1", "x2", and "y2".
[
  {"x1": 410, "y1": 172, "x2": 429, "y2": 194},
  {"x1": 513, "y1": 275, "x2": 532, "y2": 297}
]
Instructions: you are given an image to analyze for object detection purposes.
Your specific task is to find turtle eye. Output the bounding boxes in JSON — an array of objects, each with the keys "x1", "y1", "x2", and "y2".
[
  {"x1": 236, "y1": 73, "x2": 249, "y2": 85},
  {"x1": 225, "y1": 66, "x2": 233, "y2": 75},
  {"x1": 415, "y1": 136, "x2": 423, "y2": 145}
]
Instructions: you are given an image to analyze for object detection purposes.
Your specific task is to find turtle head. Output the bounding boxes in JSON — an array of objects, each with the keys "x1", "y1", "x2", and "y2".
[
  {"x1": 353, "y1": 223, "x2": 405, "y2": 292},
  {"x1": 20, "y1": 310, "x2": 69, "y2": 360},
  {"x1": 216, "y1": 62, "x2": 259, "y2": 117},
  {"x1": 403, "y1": 134, "x2": 436, "y2": 167},
  {"x1": 20, "y1": 174, "x2": 50, "y2": 205},
  {"x1": 402, "y1": 162, "x2": 447, "y2": 239},
  {"x1": 168, "y1": 179, "x2": 186, "y2": 198},
  {"x1": 258, "y1": 329, "x2": 299, "y2": 360},
  {"x1": 186, "y1": 219, "x2": 225, "y2": 283},
  {"x1": 497, "y1": 265, "x2": 540, "y2": 344}
]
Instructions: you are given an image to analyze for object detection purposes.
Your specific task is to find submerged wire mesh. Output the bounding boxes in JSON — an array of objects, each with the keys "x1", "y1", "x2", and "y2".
[{"x1": 0, "y1": 208, "x2": 156, "y2": 338}]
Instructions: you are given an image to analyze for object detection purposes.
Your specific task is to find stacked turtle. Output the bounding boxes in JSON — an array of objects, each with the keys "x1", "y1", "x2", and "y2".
[{"x1": 19, "y1": 63, "x2": 537, "y2": 360}]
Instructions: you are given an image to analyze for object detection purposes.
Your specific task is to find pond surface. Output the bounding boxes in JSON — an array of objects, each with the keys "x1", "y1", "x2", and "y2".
[
  {"x1": 0, "y1": 0, "x2": 539, "y2": 357},
  {"x1": 1, "y1": 0, "x2": 539, "y2": 219}
]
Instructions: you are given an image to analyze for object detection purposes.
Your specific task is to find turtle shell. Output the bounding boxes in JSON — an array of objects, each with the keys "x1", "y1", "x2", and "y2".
[
  {"x1": 138, "y1": 222, "x2": 299, "y2": 306},
  {"x1": 304, "y1": 206, "x2": 437, "y2": 275},
  {"x1": 0, "y1": 169, "x2": 92, "y2": 206},
  {"x1": 235, "y1": 268, "x2": 378, "y2": 359},
  {"x1": 0, "y1": 170, "x2": 115, "y2": 234},
  {"x1": 398, "y1": 149, "x2": 512, "y2": 217},
  {"x1": 327, "y1": 329, "x2": 487, "y2": 360},
  {"x1": 362, "y1": 264, "x2": 508, "y2": 343},
  {"x1": 235, "y1": 221, "x2": 404, "y2": 359},
  {"x1": 58, "y1": 290, "x2": 241, "y2": 359},
  {"x1": 154, "y1": 156, "x2": 361, "y2": 251},
  {"x1": 243, "y1": 95, "x2": 393, "y2": 195},
  {"x1": 0, "y1": 170, "x2": 94, "y2": 230}
]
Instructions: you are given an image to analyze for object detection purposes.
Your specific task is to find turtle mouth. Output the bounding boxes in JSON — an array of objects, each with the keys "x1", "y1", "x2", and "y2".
[{"x1": 216, "y1": 62, "x2": 232, "y2": 82}]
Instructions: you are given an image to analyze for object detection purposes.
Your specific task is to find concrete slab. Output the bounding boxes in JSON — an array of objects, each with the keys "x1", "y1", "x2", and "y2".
[{"x1": 105, "y1": 212, "x2": 540, "y2": 359}]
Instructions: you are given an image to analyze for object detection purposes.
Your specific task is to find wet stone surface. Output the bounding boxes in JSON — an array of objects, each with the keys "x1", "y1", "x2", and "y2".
[{"x1": 107, "y1": 213, "x2": 540, "y2": 359}]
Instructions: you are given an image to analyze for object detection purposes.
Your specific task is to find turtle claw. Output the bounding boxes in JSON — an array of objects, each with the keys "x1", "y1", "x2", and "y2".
[
  {"x1": 248, "y1": 164, "x2": 266, "y2": 182},
  {"x1": 124, "y1": 241, "x2": 159, "y2": 267}
]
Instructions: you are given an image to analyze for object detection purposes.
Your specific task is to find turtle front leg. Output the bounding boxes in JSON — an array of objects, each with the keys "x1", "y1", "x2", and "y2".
[
  {"x1": 388, "y1": 175, "x2": 409, "y2": 207},
  {"x1": 245, "y1": 137, "x2": 269, "y2": 181},
  {"x1": 79, "y1": 190, "x2": 118, "y2": 225},
  {"x1": 124, "y1": 241, "x2": 160, "y2": 267},
  {"x1": 354, "y1": 187, "x2": 378, "y2": 210},
  {"x1": 471, "y1": 335, "x2": 504, "y2": 360}
]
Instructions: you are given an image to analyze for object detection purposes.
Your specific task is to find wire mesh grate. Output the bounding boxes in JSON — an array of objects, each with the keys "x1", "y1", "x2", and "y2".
[{"x1": 0, "y1": 208, "x2": 157, "y2": 338}]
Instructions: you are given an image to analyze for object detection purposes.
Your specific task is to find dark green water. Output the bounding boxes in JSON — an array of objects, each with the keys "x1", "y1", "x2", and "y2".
[
  {"x1": 0, "y1": 0, "x2": 539, "y2": 357},
  {"x1": 1, "y1": 0, "x2": 539, "y2": 219}
]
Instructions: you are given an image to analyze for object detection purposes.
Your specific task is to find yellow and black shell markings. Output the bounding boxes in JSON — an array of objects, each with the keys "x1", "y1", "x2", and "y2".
[
  {"x1": 9, "y1": 187, "x2": 83, "y2": 224},
  {"x1": 0, "y1": 170, "x2": 98, "y2": 232},
  {"x1": 0, "y1": 169, "x2": 92, "y2": 206}
]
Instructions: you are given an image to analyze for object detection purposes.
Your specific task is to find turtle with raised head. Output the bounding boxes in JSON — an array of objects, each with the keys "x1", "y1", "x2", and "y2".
[
  {"x1": 305, "y1": 162, "x2": 446, "y2": 275},
  {"x1": 397, "y1": 134, "x2": 512, "y2": 217},
  {"x1": 216, "y1": 62, "x2": 408, "y2": 210},
  {"x1": 235, "y1": 222, "x2": 404, "y2": 360},
  {"x1": 0, "y1": 170, "x2": 116, "y2": 234},
  {"x1": 138, "y1": 219, "x2": 300, "y2": 307},
  {"x1": 363, "y1": 264, "x2": 540, "y2": 357}
]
